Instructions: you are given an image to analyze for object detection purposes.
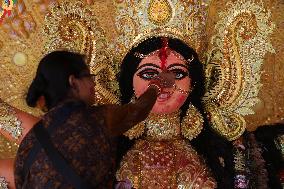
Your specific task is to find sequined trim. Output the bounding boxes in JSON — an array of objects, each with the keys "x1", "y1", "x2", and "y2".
[
  {"x1": 0, "y1": 101, "x2": 23, "y2": 139},
  {"x1": 116, "y1": 139, "x2": 216, "y2": 189},
  {"x1": 0, "y1": 177, "x2": 8, "y2": 189}
]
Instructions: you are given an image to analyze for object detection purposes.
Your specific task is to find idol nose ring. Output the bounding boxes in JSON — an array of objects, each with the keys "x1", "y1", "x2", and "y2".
[{"x1": 173, "y1": 84, "x2": 191, "y2": 95}]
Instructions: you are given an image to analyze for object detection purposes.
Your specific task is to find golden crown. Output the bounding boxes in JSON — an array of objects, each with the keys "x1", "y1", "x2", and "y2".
[{"x1": 111, "y1": 0, "x2": 209, "y2": 64}]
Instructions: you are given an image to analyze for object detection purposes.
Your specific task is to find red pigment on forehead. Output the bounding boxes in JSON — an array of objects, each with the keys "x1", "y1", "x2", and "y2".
[{"x1": 159, "y1": 38, "x2": 169, "y2": 70}]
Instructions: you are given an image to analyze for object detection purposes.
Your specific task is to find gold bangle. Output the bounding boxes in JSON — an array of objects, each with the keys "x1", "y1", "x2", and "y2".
[
  {"x1": 0, "y1": 101, "x2": 23, "y2": 140},
  {"x1": 0, "y1": 176, "x2": 8, "y2": 189}
]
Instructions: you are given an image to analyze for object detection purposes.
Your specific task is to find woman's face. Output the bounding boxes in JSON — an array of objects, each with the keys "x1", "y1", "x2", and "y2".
[
  {"x1": 133, "y1": 49, "x2": 191, "y2": 114},
  {"x1": 74, "y1": 70, "x2": 96, "y2": 105}
]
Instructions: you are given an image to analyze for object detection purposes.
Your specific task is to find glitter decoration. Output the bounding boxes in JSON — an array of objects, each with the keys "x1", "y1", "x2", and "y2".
[
  {"x1": 0, "y1": 0, "x2": 16, "y2": 23},
  {"x1": 0, "y1": 101, "x2": 23, "y2": 139},
  {"x1": 0, "y1": 0, "x2": 282, "y2": 158},
  {"x1": 112, "y1": 0, "x2": 209, "y2": 65},
  {"x1": 148, "y1": 0, "x2": 173, "y2": 26},
  {"x1": 12, "y1": 52, "x2": 27, "y2": 66},
  {"x1": 0, "y1": 176, "x2": 8, "y2": 189},
  {"x1": 117, "y1": 139, "x2": 216, "y2": 188},
  {"x1": 203, "y1": 0, "x2": 275, "y2": 140}
]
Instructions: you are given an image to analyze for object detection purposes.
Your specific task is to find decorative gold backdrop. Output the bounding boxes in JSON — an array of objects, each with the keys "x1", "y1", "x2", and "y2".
[
  {"x1": 204, "y1": 0, "x2": 284, "y2": 131},
  {"x1": 0, "y1": 0, "x2": 283, "y2": 158}
]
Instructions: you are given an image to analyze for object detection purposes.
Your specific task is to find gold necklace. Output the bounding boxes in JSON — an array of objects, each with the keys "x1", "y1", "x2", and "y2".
[{"x1": 144, "y1": 111, "x2": 181, "y2": 141}]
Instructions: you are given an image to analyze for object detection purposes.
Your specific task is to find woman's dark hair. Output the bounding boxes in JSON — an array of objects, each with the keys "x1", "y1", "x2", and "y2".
[
  {"x1": 118, "y1": 36, "x2": 234, "y2": 188},
  {"x1": 26, "y1": 50, "x2": 88, "y2": 110}
]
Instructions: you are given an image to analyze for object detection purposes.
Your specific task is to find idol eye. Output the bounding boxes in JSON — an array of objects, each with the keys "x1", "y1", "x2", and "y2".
[
  {"x1": 170, "y1": 69, "x2": 189, "y2": 80},
  {"x1": 137, "y1": 69, "x2": 159, "y2": 80}
]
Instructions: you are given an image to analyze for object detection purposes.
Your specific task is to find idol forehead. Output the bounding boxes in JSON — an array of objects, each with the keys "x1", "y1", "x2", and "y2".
[
  {"x1": 136, "y1": 50, "x2": 190, "y2": 71},
  {"x1": 136, "y1": 63, "x2": 189, "y2": 72},
  {"x1": 134, "y1": 49, "x2": 194, "y2": 66}
]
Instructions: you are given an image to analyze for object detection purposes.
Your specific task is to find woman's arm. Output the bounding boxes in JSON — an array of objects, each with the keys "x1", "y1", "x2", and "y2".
[
  {"x1": 103, "y1": 71, "x2": 174, "y2": 136},
  {"x1": 103, "y1": 86, "x2": 158, "y2": 136},
  {"x1": 0, "y1": 100, "x2": 40, "y2": 144}
]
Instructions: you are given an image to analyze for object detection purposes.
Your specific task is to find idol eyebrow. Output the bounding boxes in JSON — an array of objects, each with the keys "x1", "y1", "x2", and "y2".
[
  {"x1": 136, "y1": 63, "x2": 161, "y2": 71},
  {"x1": 167, "y1": 63, "x2": 189, "y2": 70},
  {"x1": 137, "y1": 63, "x2": 188, "y2": 72}
]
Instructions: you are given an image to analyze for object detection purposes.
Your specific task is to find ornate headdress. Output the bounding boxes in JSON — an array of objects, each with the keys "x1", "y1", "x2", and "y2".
[{"x1": 111, "y1": 0, "x2": 209, "y2": 64}]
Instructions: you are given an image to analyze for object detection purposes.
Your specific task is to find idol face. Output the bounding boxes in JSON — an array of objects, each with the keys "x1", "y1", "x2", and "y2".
[{"x1": 133, "y1": 49, "x2": 191, "y2": 114}]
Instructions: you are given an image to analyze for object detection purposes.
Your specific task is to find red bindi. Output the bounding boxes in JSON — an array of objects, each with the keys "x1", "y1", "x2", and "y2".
[{"x1": 159, "y1": 38, "x2": 169, "y2": 70}]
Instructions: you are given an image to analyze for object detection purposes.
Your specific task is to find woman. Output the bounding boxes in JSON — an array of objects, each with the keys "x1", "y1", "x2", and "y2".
[
  {"x1": 116, "y1": 37, "x2": 234, "y2": 188},
  {"x1": 0, "y1": 50, "x2": 174, "y2": 189}
]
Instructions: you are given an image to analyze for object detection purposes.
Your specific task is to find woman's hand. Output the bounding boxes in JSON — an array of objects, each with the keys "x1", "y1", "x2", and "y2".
[
  {"x1": 155, "y1": 71, "x2": 175, "y2": 88},
  {"x1": 148, "y1": 71, "x2": 175, "y2": 93}
]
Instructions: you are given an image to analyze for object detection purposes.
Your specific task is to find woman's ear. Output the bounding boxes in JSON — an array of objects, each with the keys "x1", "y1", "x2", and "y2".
[
  {"x1": 69, "y1": 75, "x2": 76, "y2": 88},
  {"x1": 69, "y1": 75, "x2": 80, "y2": 94}
]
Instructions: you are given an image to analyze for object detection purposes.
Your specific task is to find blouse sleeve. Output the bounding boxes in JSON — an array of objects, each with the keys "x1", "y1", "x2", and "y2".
[{"x1": 102, "y1": 87, "x2": 158, "y2": 136}]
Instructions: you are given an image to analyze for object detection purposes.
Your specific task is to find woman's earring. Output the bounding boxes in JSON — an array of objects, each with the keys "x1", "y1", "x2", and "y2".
[{"x1": 181, "y1": 104, "x2": 204, "y2": 140}]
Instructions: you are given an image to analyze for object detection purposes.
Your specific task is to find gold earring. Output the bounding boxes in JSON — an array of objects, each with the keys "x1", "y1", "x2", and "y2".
[{"x1": 181, "y1": 104, "x2": 204, "y2": 140}]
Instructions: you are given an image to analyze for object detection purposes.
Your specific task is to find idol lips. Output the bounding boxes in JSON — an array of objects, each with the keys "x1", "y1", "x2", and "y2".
[{"x1": 157, "y1": 91, "x2": 172, "y2": 102}]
